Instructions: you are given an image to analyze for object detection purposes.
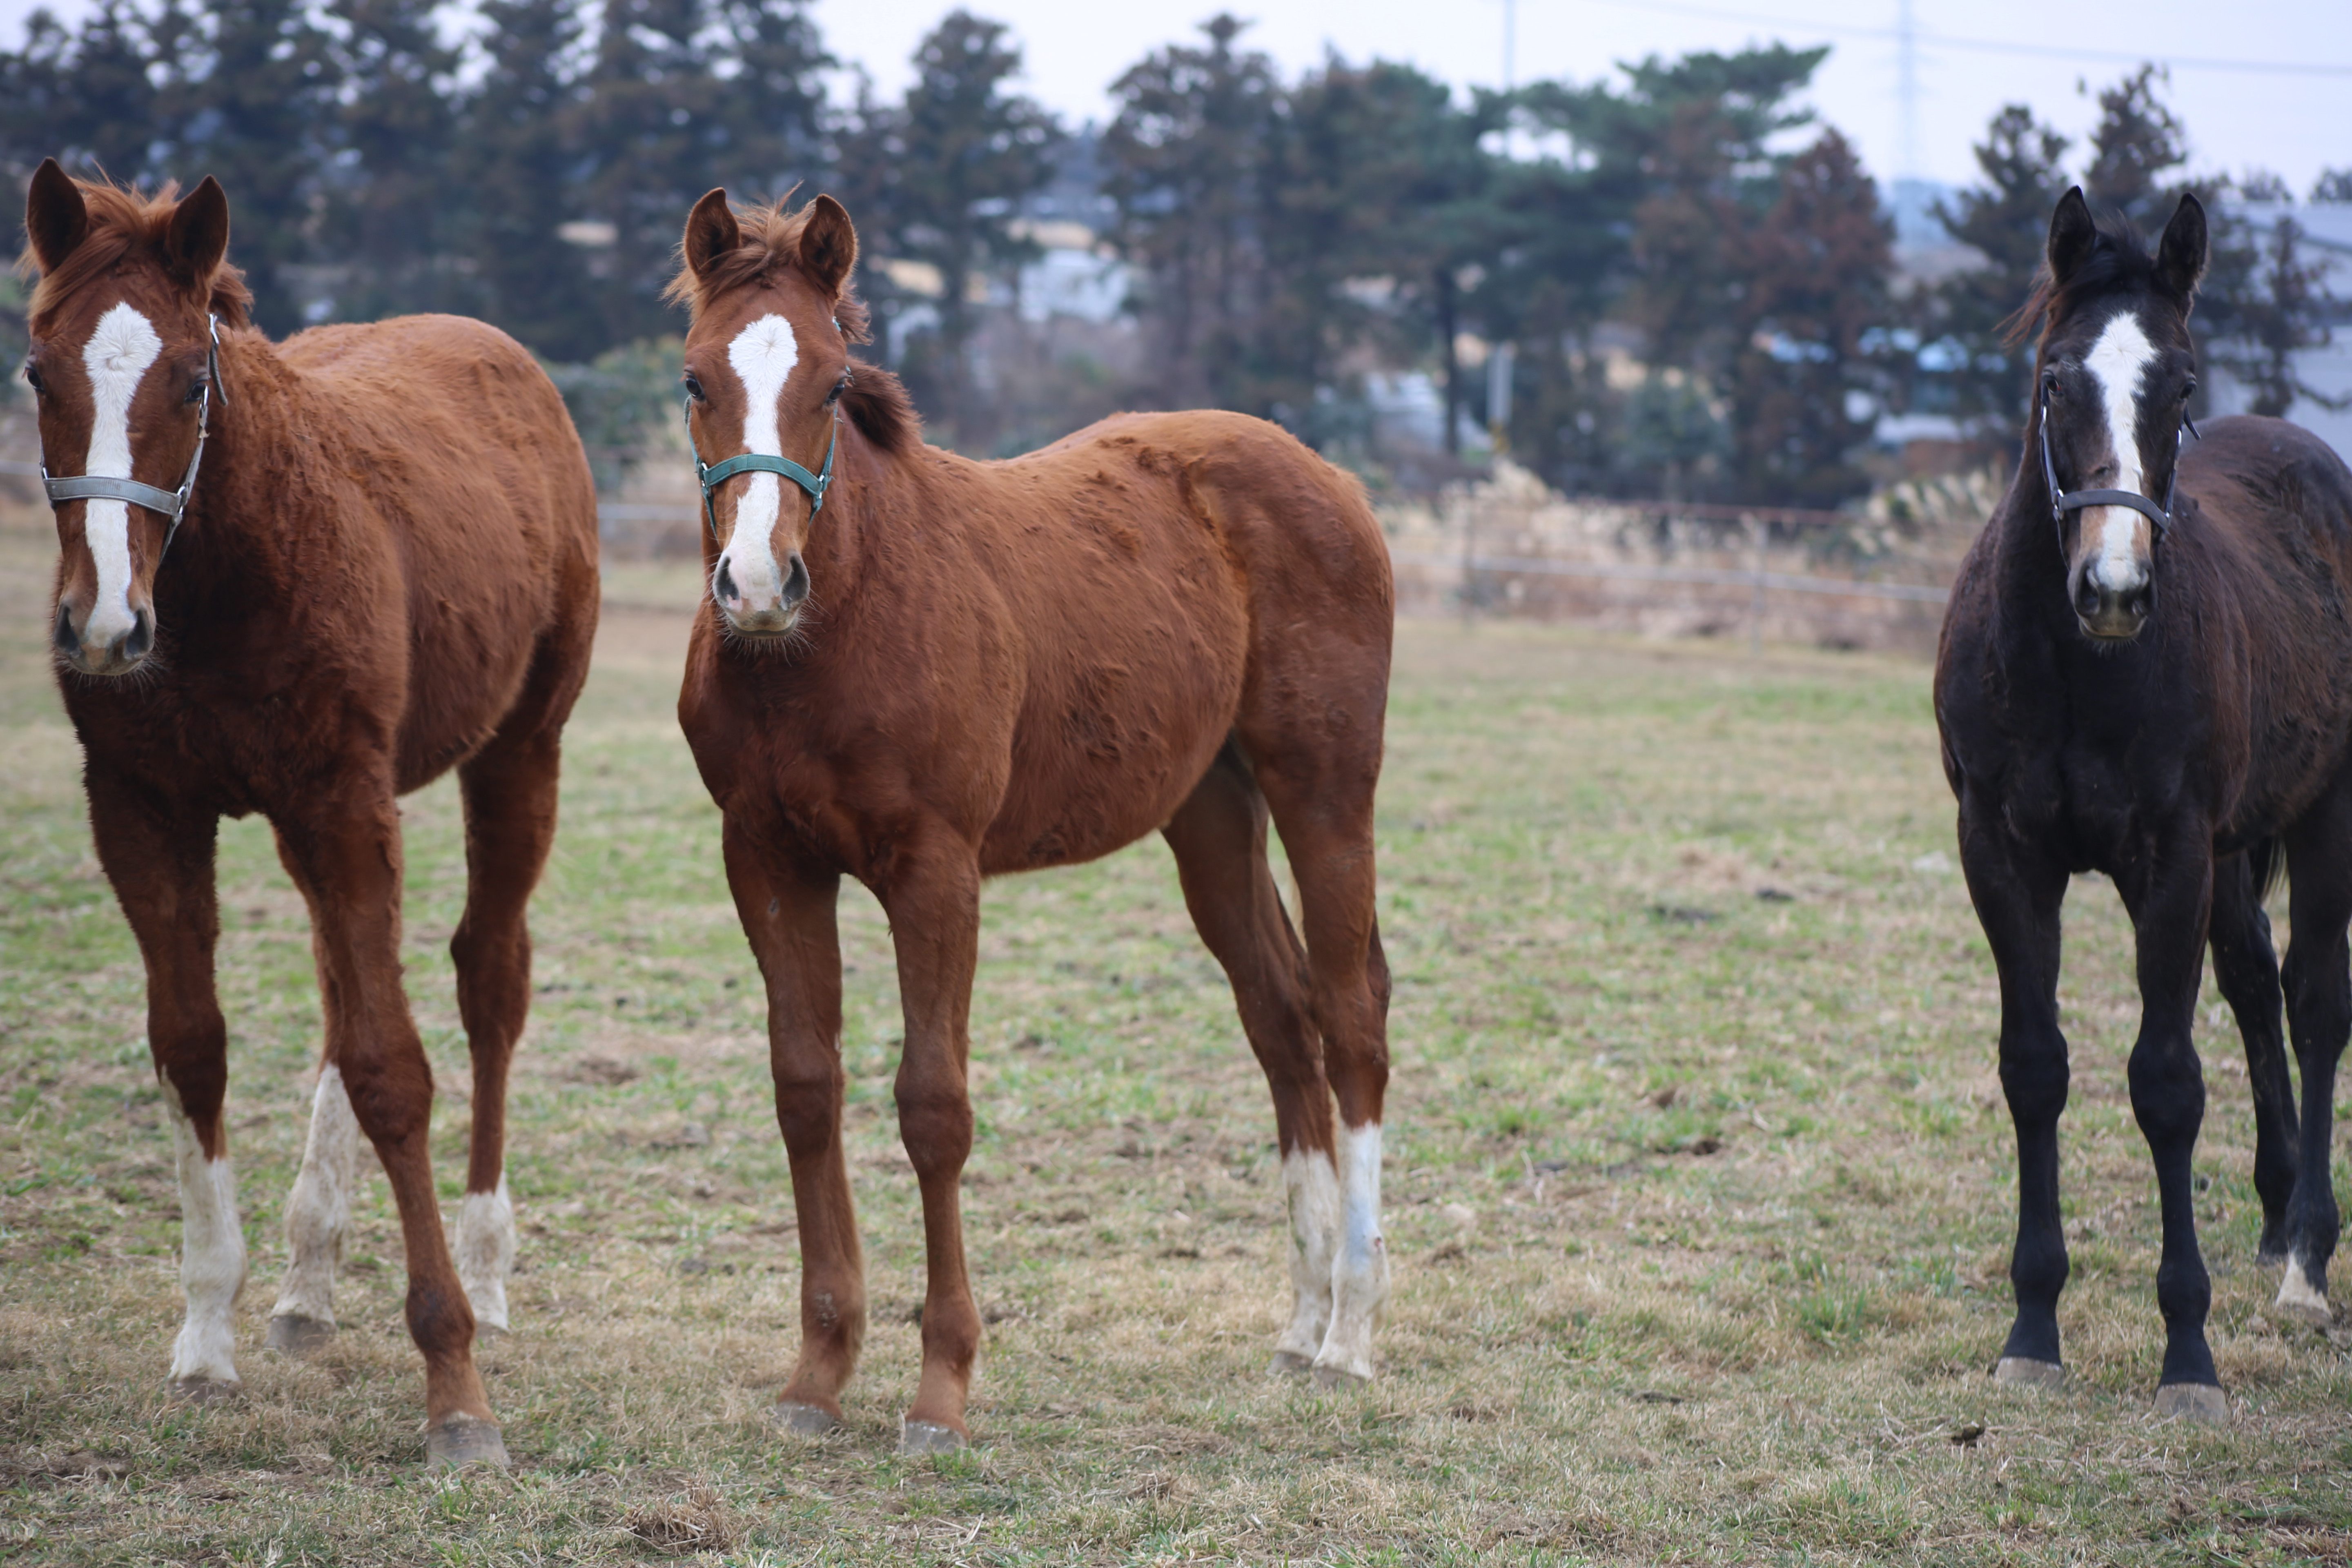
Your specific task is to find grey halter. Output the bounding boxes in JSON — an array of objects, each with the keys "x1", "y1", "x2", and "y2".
[{"x1": 41, "y1": 314, "x2": 227, "y2": 564}]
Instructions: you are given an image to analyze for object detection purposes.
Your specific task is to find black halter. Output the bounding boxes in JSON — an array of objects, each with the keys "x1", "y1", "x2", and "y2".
[
  {"x1": 2038, "y1": 392, "x2": 2198, "y2": 547},
  {"x1": 40, "y1": 314, "x2": 227, "y2": 565}
]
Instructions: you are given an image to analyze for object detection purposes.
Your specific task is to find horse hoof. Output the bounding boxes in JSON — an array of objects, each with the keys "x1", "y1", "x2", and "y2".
[
  {"x1": 1267, "y1": 1350, "x2": 1315, "y2": 1376},
  {"x1": 2154, "y1": 1383, "x2": 2230, "y2": 1423},
  {"x1": 166, "y1": 1376, "x2": 242, "y2": 1406},
  {"x1": 2274, "y1": 1267, "x2": 2334, "y2": 1328},
  {"x1": 770, "y1": 1401, "x2": 841, "y2": 1437},
  {"x1": 425, "y1": 1414, "x2": 511, "y2": 1470},
  {"x1": 473, "y1": 1321, "x2": 508, "y2": 1344},
  {"x1": 264, "y1": 1314, "x2": 336, "y2": 1355},
  {"x1": 900, "y1": 1419, "x2": 966, "y2": 1455},
  {"x1": 1310, "y1": 1363, "x2": 1372, "y2": 1391},
  {"x1": 1992, "y1": 1357, "x2": 2067, "y2": 1389}
]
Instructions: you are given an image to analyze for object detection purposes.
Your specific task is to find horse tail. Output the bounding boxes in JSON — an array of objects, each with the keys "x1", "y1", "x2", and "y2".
[{"x1": 2248, "y1": 835, "x2": 2286, "y2": 904}]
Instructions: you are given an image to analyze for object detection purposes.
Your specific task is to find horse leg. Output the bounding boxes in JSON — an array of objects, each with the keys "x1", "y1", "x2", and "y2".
[
  {"x1": 2114, "y1": 827, "x2": 2226, "y2": 1418},
  {"x1": 1161, "y1": 742, "x2": 1339, "y2": 1374},
  {"x1": 444, "y1": 725, "x2": 566, "y2": 1334},
  {"x1": 2208, "y1": 847, "x2": 2297, "y2": 1263},
  {"x1": 265, "y1": 835, "x2": 365, "y2": 1353},
  {"x1": 276, "y1": 791, "x2": 503, "y2": 1466},
  {"x1": 1252, "y1": 747, "x2": 1392, "y2": 1388},
  {"x1": 87, "y1": 776, "x2": 242, "y2": 1399},
  {"x1": 874, "y1": 829, "x2": 984, "y2": 1452},
  {"x1": 1955, "y1": 800, "x2": 2071, "y2": 1386},
  {"x1": 2276, "y1": 802, "x2": 2352, "y2": 1326},
  {"x1": 723, "y1": 815, "x2": 862, "y2": 1432}
]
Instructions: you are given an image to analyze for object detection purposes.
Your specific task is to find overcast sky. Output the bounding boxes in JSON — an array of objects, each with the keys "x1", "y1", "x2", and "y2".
[{"x1": 7, "y1": 0, "x2": 2349, "y2": 196}]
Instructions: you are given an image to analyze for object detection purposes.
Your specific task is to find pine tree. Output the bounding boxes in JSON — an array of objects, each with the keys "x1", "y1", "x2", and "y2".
[
  {"x1": 2206, "y1": 212, "x2": 2349, "y2": 418},
  {"x1": 1103, "y1": 14, "x2": 1284, "y2": 414},
  {"x1": 1726, "y1": 127, "x2": 1893, "y2": 507},
  {"x1": 154, "y1": 0, "x2": 343, "y2": 335},
  {"x1": 1931, "y1": 105, "x2": 2072, "y2": 451},
  {"x1": 0, "y1": 0, "x2": 166, "y2": 182},
  {"x1": 461, "y1": 0, "x2": 602, "y2": 359},
  {"x1": 327, "y1": 0, "x2": 466, "y2": 321}
]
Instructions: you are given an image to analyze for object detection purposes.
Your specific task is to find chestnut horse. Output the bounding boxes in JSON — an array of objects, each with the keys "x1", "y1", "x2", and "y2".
[
  {"x1": 1938, "y1": 188, "x2": 2352, "y2": 1419},
  {"x1": 668, "y1": 189, "x2": 1395, "y2": 1451},
  {"x1": 24, "y1": 162, "x2": 599, "y2": 1466}
]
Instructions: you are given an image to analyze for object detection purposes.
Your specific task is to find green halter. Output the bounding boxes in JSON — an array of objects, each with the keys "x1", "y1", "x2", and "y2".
[{"x1": 690, "y1": 398, "x2": 837, "y2": 537}]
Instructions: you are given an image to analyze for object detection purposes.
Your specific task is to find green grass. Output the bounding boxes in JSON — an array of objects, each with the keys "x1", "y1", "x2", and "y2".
[{"x1": 1, "y1": 523, "x2": 2348, "y2": 1565}]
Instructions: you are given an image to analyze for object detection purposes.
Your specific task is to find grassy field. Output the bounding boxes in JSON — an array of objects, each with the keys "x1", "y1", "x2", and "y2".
[{"x1": 2, "y1": 517, "x2": 2348, "y2": 1566}]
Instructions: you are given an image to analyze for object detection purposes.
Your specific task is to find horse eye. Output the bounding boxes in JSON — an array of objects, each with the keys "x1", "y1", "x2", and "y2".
[
  {"x1": 22, "y1": 364, "x2": 42, "y2": 396},
  {"x1": 2182, "y1": 378, "x2": 2197, "y2": 402},
  {"x1": 2042, "y1": 373, "x2": 2062, "y2": 401},
  {"x1": 184, "y1": 378, "x2": 209, "y2": 405},
  {"x1": 825, "y1": 375, "x2": 849, "y2": 405},
  {"x1": 682, "y1": 374, "x2": 706, "y2": 403}
]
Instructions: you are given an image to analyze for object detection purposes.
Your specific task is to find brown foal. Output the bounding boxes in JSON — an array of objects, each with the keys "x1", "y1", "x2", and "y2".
[
  {"x1": 24, "y1": 163, "x2": 599, "y2": 1466},
  {"x1": 668, "y1": 189, "x2": 1398, "y2": 1451}
]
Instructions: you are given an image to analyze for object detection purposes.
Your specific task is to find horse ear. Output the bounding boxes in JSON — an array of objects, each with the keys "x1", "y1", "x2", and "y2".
[
  {"x1": 2046, "y1": 186, "x2": 2096, "y2": 287},
  {"x1": 25, "y1": 158, "x2": 89, "y2": 275},
  {"x1": 798, "y1": 195, "x2": 858, "y2": 298},
  {"x1": 162, "y1": 176, "x2": 231, "y2": 293},
  {"x1": 684, "y1": 188, "x2": 740, "y2": 281},
  {"x1": 2155, "y1": 193, "x2": 2208, "y2": 301}
]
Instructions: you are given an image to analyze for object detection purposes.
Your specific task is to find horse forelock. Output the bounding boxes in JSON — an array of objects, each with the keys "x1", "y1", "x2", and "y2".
[
  {"x1": 664, "y1": 197, "x2": 870, "y2": 340},
  {"x1": 2008, "y1": 211, "x2": 2167, "y2": 358},
  {"x1": 20, "y1": 176, "x2": 252, "y2": 327}
]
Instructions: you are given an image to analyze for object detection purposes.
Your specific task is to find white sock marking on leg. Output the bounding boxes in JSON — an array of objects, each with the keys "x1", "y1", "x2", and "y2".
[
  {"x1": 457, "y1": 1174, "x2": 516, "y2": 1331},
  {"x1": 272, "y1": 1064, "x2": 361, "y2": 1327},
  {"x1": 165, "y1": 1096, "x2": 246, "y2": 1386},
  {"x1": 1275, "y1": 1147, "x2": 1339, "y2": 1361},
  {"x1": 76, "y1": 302, "x2": 165, "y2": 650},
  {"x1": 2277, "y1": 1249, "x2": 2331, "y2": 1317},
  {"x1": 1314, "y1": 1121, "x2": 1390, "y2": 1381}
]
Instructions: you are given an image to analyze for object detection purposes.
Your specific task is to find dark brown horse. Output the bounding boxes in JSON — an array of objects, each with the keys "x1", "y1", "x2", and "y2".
[
  {"x1": 23, "y1": 162, "x2": 599, "y2": 1465},
  {"x1": 668, "y1": 189, "x2": 1396, "y2": 1451},
  {"x1": 1937, "y1": 187, "x2": 2352, "y2": 1419}
]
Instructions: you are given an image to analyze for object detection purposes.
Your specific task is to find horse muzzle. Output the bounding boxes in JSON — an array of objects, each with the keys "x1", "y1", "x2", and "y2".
[
  {"x1": 55, "y1": 599, "x2": 157, "y2": 676},
  {"x1": 714, "y1": 550, "x2": 811, "y2": 637},
  {"x1": 2070, "y1": 566, "x2": 2152, "y2": 642}
]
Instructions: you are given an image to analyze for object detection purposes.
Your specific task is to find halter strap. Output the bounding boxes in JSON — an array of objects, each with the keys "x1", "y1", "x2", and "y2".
[
  {"x1": 690, "y1": 397, "x2": 837, "y2": 537},
  {"x1": 2039, "y1": 392, "x2": 2197, "y2": 543},
  {"x1": 41, "y1": 314, "x2": 226, "y2": 566}
]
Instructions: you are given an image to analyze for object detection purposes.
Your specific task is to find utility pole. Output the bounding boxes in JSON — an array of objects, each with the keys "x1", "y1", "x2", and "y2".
[{"x1": 1895, "y1": 0, "x2": 1921, "y2": 183}]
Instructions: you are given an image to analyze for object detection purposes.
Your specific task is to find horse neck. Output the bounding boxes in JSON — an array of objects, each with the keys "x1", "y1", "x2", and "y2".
[{"x1": 175, "y1": 330, "x2": 309, "y2": 591}]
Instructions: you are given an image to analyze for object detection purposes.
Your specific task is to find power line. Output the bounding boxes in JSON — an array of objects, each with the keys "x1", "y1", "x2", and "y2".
[{"x1": 1579, "y1": 0, "x2": 2352, "y2": 78}]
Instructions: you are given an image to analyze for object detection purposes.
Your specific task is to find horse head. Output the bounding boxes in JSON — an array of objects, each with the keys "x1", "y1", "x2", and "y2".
[
  {"x1": 670, "y1": 188, "x2": 861, "y2": 639},
  {"x1": 23, "y1": 160, "x2": 245, "y2": 677},
  {"x1": 2033, "y1": 186, "x2": 2207, "y2": 643}
]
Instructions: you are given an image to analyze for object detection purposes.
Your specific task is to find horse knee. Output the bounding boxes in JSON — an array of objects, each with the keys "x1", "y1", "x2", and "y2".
[
  {"x1": 771, "y1": 1064, "x2": 844, "y2": 1153},
  {"x1": 1996, "y1": 1040, "x2": 2068, "y2": 1119},
  {"x1": 894, "y1": 1085, "x2": 973, "y2": 1176},
  {"x1": 338, "y1": 1051, "x2": 433, "y2": 1148},
  {"x1": 2127, "y1": 1048, "x2": 2206, "y2": 1142}
]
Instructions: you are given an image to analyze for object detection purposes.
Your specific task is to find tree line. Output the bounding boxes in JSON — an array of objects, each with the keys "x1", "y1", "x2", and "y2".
[{"x1": 4, "y1": 2, "x2": 2345, "y2": 506}]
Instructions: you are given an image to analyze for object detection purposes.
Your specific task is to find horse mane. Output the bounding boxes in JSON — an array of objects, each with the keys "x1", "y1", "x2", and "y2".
[
  {"x1": 18, "y1": 175, "x2": 253, "y2": 326},
  {"x1": 2002, "y1": 211, "x2": 2158, "y2": 351},
  {"x1": 663, "y1": 194, "x2": 919, "y2": 455}
]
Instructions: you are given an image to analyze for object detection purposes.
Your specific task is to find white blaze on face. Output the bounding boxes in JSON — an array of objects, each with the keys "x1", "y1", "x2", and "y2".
[
  {"x1": 1274, "y1": 1147, "x2": 1339, "y2": 1364},
  {"x1": 271, "y1": 1064, "x2": 361, "y2": 1328},
  {"x1": 456, "y1": 1174, "x2": 517, "y2": 1332},
  {"x1": 2080, "y1": 308, "x2": 2160, "y2": 598},
  {"x1": 164, "y1": 1089, "x2": 247, "y2": 1388},
  {"x1": 76, "y1": 302, "x2": 167, "y2": 649},
  {"x1": 1314, "y1": 1120, "x2": 1390, "y2": 1383},
  {"x1": 715, "y1": 313, "x2": 800, "y2": 613}
]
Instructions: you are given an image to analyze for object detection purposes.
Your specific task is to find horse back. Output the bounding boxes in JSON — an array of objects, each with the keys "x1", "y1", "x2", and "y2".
[{"x1": 281, "y1": 316, "x2": 600, "y2": 787}]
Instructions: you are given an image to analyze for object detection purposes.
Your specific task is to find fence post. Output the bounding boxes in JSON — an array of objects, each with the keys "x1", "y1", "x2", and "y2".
[{"x1": 1748, "y1": 514, "x2": 1766, "y2": 655}]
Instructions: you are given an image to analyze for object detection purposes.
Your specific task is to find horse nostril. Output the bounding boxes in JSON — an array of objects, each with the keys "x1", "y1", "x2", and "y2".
[
  {"x1": 53, "y1": 602, "x2": 79, "y2": 656},
  {"x1": 782, "y1": 552, "x2": 810, "y2": 608},
  {"x1": 123, "y1": 609, "x2": 153, "y2": 660},
  {"x1": 715, "y1": 558, "x2": 740, "y2": 605},
  {"x1": 2076, "y1": 581, "x2": 2101, "y2": 617}
]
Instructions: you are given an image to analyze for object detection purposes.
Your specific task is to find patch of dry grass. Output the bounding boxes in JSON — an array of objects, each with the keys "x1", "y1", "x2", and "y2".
[{"x1": 2, "y1": 522, "x2": 2348, "y2": 1564}]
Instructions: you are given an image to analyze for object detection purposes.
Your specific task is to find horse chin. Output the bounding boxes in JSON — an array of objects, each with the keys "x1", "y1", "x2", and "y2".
[
  {"x1": 2075, "y1": 610, "x2": 2148, "y2": 644},
  {"x1": 719, "y1": 607, "x2": 801, "y2": 641}
]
